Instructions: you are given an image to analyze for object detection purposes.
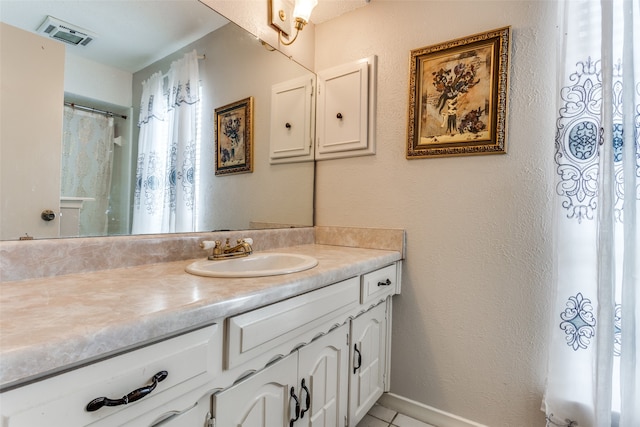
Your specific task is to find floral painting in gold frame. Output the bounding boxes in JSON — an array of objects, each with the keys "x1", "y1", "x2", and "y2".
[
  {"x1": 407, "y1": 27, "x2": 510, "y2": 158},
  {"x1": 215, "y1": 97, "x2": 254, "y2": 175}
]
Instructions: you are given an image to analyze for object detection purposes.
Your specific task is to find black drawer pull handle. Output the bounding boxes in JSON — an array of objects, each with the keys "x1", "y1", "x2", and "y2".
[
  {"x1": 300, "y1": 378, "x2": 311, "y2": 418},
  {"x1": 85, "y1": 371, "x2": 168, "y2": 412},
  {"x1": 289, "y1": 386, "x2": 301, "y2": 427},
  {"x1": 377, "y1": 279, "x2": 392, "y2": 287},
  {"x1": 353, "y1": 344, "x2": 362, "y2": 374}
]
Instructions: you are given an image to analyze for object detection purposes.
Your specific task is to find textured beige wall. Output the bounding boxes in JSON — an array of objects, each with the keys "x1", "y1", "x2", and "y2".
[
  {"x1": 314, "y1": 2, "x2": 556, "y2": 426},
  {"x1": 64, "y1": 54, "x2": 133, "y2": 108}
]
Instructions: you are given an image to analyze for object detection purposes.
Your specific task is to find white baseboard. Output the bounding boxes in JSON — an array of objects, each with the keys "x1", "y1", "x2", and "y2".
[{"x1": 377, "y1": 393, "x2": 488, "y2": 427}]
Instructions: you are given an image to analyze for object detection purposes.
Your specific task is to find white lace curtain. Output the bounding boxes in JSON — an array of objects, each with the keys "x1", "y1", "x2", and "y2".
[
  {"x1": 544, "y1": 1, "x2": 639, "y2": 426},
  {"x1": 61, "y1": 106, "x2": 114, "y2": 236},
  {"x1": 132, "y1": 50, "x2": 200, "y2": 234}
]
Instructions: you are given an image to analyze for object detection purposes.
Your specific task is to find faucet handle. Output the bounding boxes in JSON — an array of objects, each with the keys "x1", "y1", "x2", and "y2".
[
  {"x1": 201, "y1": 240, "x2": 224, "y2": 260},
  {"x1": 240, "y1": 238, "x2": 253, "y2": 245},
  {"x1": 200, "y1": 240, "x2": 220, "y2": 250}
]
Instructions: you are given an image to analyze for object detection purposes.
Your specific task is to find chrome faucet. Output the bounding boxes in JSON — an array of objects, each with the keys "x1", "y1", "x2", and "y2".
[{"x1": 200, "y1": 238, "x2": 253, "y2": 260}]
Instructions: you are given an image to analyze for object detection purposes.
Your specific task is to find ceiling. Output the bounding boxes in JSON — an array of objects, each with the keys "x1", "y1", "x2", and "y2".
[
  {"x1": 0, "y1": 0, "x2": 370, "y2": 73},
  {"x1": 312, "y1": 0, "x2": 370, "y2": 24},
  {"x1": 0, "y1": 0, "x2": 229, "y2": 72}
]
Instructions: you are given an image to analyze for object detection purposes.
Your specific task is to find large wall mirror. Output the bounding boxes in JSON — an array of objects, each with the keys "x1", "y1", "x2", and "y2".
[{"x1": 0, "y1": 0, "x2": 315, "y2": 241}]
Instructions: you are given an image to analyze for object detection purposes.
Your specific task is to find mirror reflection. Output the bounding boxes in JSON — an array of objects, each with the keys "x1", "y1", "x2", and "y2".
[{"x1": 0, "y1": 0, "x2": 315, "y2": 241}]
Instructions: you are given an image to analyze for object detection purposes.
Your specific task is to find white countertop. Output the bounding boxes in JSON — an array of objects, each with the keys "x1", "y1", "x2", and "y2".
[{"x1": 0, "y1": 244, "x2": 401, "y2": 390}]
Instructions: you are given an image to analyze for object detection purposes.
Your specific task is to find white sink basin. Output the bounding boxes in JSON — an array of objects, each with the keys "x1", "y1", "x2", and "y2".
[{"x1": 185, "y1": 252, "x2": 318, "y2": 278}]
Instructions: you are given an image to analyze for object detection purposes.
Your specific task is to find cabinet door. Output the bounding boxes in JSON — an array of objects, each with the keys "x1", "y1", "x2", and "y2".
[
  {"x1": 269, "y1": 75, "x2": 315, "y2": 164},
  {"x1": 315, "y1": 56, "x2": 376, "y2": 161},
  {"x1": 297, "y1": 323, "x2": 349, "y2": 427},
  {"x1": 348, "y1": 302, "x2": 387, "y2": 426},
  {"x1": 213, "y1": 353, "x2": 298, "y2": 427}
]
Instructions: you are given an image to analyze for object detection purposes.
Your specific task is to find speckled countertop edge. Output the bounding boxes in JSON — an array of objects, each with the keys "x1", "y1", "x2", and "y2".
[{"x1": 0, "y1": 243, "x2": 401, "y2": 390}]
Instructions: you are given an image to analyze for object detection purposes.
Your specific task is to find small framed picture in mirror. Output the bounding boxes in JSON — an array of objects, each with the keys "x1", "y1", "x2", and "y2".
[{"x1": 215, "y1": 97, "x2": 254, "y2": 175}]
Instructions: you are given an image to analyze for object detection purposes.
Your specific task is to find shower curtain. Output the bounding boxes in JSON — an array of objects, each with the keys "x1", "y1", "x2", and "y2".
[
  {"x1": 544, "y1": 0, "x2": 639, "y2": 426},
  {"x1": 132, "y1": 50, "x2": 200, "y2": 234},
  {"x1": 61, "y1": 106, "x2": 115, "y2": 236}
]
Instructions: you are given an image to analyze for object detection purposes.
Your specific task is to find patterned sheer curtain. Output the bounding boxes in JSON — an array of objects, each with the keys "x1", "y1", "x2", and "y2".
[
  {"x1": 61, "y1": 106, "x2": 115, "y2": 236},
  {"x1": 166, "y1": 50, "x2": 200, "y2": 232},
  {"x1": 132, "y1": 50, "x2": 200, "y2": 234},
  {"x1": 544, "y1": 1, "x2": 639, "y2": 426}
]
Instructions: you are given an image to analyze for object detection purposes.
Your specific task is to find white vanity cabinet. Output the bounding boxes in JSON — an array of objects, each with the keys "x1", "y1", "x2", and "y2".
[
  {"x1": 297, "y1": 324, "x2": 349, "y2": 427},
  {"x1": 0, "y1": 260, "x2": 401, "y2": 427},
  {"x1": 225, "y1": 277, "x2": 360, "y2": 371},
  {"x1": 213, "y1": 352, "x2": 298, "y2": 427},
  {"x1": 0, "y1": 323, "x2": 222, "y2": 427},
  {"x1": 212, "y1": 262, "x2": 400, "y2": 427},
  {"x1": 349, "y1": 302, "x2": 388, "y2": 426},
  {"x1": 213, "y1": 323, "x2": 349, "y2": 427}
]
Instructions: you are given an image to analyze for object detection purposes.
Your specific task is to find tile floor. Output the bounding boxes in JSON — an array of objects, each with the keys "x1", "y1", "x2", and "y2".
[{"x1": 356, "y1": 403, "x2": 437, "y2": 427}]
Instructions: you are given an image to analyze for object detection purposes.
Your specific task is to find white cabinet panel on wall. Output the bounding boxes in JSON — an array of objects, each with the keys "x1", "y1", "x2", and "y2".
[
  {"x1": 316, "y1": 56, "x2": 377, "y2": 160},
  {"x1": 270, "y1": 75, "x2": 316, "y2": 164}
]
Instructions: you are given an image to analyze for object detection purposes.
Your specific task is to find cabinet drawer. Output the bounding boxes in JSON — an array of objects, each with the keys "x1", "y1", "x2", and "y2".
[
  {"x1": 361, "y1": 264, "x2": 397, "y2": 306},
  {"x1": 227, "y1": 278, "x2": 359, "y2": 369},
  {"x1": 1, "y1": 323, "x2": 222, "y2": 427}
]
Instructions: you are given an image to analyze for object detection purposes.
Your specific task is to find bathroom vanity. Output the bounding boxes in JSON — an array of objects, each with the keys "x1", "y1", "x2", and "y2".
[{"x1": 0, "y1": 229, "x2": 403, "y2": 427}]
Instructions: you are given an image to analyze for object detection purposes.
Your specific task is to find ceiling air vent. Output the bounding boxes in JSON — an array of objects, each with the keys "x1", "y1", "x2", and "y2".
[{"x1": 36, "y1": 16, "x2": 96, "y2": 47}]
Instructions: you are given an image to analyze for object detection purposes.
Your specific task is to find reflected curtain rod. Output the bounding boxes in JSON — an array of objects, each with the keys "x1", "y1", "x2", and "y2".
[{"x1": 64, "y1": 102, "x2": 127, "y2": 120}]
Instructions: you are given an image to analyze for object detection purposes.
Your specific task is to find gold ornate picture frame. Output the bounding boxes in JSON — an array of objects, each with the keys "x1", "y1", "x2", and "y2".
[
  {"x1": 215, "y1": 97, "x2": 254, "y2": 175},
  {"x1": 407, "y1": 27, "x2": 510, "y2": 158}
]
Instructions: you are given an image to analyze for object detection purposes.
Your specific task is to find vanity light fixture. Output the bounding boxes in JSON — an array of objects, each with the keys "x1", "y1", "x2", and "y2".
[{"x1": 269, "y1": 0, "x2": 318, "y2": 46}]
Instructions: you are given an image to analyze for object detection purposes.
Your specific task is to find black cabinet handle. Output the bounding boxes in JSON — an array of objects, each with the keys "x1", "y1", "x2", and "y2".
[
  {"x1": 289, "y1": 386, "x2": 301, "y2": 427},
  {"x1": 377, "y1": 279, "x2": 392, "y2": 287},
  {"x1": 300, "y1": 378, "x2": 311, "y2": 418},
  {"x1": 336, "y1": 113, "x2": 343, "y2": 119},
  {"x1": 285, "y1": 122, "x2": 292, "y2": 129},
  {"x1": 353, "y1": 344, "x2": 362, "y2": 374},
  {"x1": 85, "y1": 371, "x2": 168, "y2": 412}
]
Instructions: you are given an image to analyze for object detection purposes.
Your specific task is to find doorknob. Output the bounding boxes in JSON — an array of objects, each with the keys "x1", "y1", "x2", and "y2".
[{"x1": 41, "y1": 210, "x2": 56, "y2": 221}]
